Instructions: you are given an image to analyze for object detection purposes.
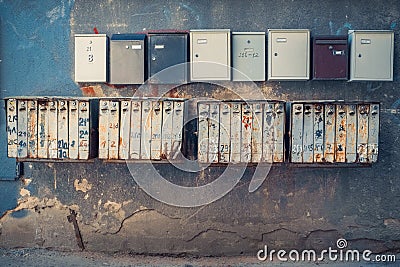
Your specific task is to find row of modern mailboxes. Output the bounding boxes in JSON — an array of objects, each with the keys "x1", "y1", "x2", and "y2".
[
  {"x1": 75, "y1": 29, "x2": 394, "y2": 83},
  {"x1": 5, "y1": 97, "x2": 379, "y2": 164}
]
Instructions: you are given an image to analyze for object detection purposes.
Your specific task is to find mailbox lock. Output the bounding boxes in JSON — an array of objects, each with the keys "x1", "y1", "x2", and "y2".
[
  {"x1": 274, "y1": 53, "x2": 278, "y2": 56},
  {"x1": 195, "y1": 54, "x2": 199, "y2": 58},
  {"x1": 358, "y1": 54, "x2": 362, "y2": 58}
]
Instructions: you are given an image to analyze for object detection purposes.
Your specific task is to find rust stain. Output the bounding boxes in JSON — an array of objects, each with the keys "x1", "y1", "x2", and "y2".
[{"x1": 81, "y1": 85, "x2": 105, "y2": 97}]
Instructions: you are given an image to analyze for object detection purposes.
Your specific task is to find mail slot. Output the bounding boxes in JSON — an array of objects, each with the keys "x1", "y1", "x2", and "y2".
[
  {"x1": 289, "y1": 101, "x2": 379, "y2": 163},
  {"x1": 313, "y1": 36, "x2": 348, "y2": 80},
  {"x1": 232, "y1": 32, "x2": 265, "y2": 81},
  {"x1": 5, "y1": 97, "x2": 98, "y2": 160},
  {"x1": 197, "y1": 100, "x2": 285, "y2": 163},
  {"x1": 75, "y1": 34, "x2": 108, "y2": 82},
  {"x1": 349, "y1": 30, "x2": 394, "y2": 81},
  {"x1": 110, "y1": 34, "x2": 146, "y2": 84},
  {"x1": 148, "y1": 32, "x2": 188, "y2": 84},
  {"x1": 268, "y1": 29, "x2": 310, "y2": 80},
  {"x1": 190, "y1": 29, "x2": 231, "y2": 81},
  {"x1": 98, "y1": 98, "x2": 185, "y2": 160}
]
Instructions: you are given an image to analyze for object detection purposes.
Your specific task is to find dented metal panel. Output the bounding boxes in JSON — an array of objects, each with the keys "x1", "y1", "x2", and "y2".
[
  {"x1": 6, "y1": 99, "x2": 18, "y2": 158},
  {"x1": 263, "y1": 102, "x2": 274, "y2": 163},
  {"x1": 171, "y1": 101, "x2": 184, "y2": 160},
  {"x1": 27, "y1": 100, "x2": 38, "y2": 158},
  {"x1": 291, "y1": 104, "x2": 303, "y2": 163},
  {"x1": 119, "y1": 100, "x2": 131, "y2": 159},
  {"x1": 230, "y1": 102, "x2": 241, "y2": 163},
  {"x1": 357, "y1": 104, "x2": 369, "y2": 163},
  {"x1": 219, "y1": 103, "x2": 231, "y2": 163},
  {"x1": 313, "y1": 104, "x2": 324, "y2": 162},
  {"x1": 48, "y1": 100, "x2": 58, "y2": 159},
  {"x1": 251, "y1": 102, "x2": 263, "y2": 163},
  {"x1": 162, "y1": 101, "x2": 173, "y2": 159},
  {"x1": 108, "y1": 101, "x2": 120, "y2": 160},
  {"x1": 17, "y1": 100, "x2": 28, "y2": 158},
  {"x1": 57, "y1": 100, "x2": 69, "y2": 159},
  {"x1": 368, "y1": 104, "x2": 379, "y2": 163},
  {"x1": 346, "y1": 104, "x2": 357, "y2": 163},
  {"x1": 150, "y1": 101, "x2": 162, "y2": 160},
  {"x1": 208, "y1": 102, "x2": 220, "y2": 163},
  {"x1": 241, "y1": 104, "x2": 252, "y2": 162},
  {"x1": 324, "y1": 104, "x2": 335, "y2": 163},
  {"x1": 98, "y1": 100, "x2": 109, "y2": 159},
  {"x1": 141, "y1": 100, "x2": 152, "y2": 160},
  {"x1": 302, "y1": 104, "x2": 314, "y2": 163},
  {"x1": 335, "y1": 104, "x2": 347, "y2": 162},
  {"x1": 273, "y1": 102, "x2": 285, "y2": 162},
  {"x1": 197, "y1": 103, "x2": 209, "y2": 163},
  {"x1": 68, "y1": 100, "x2": 79, "y2": 159},
  {"x1": 129, "y1": 100, "x2": 142, "y2": 159},
  {"x1": 37, "y1": 101, "x2": 49, "y2": 159}
]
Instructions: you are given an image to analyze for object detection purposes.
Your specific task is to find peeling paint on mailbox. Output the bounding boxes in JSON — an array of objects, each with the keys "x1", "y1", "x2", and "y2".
[
  {"x1": 290, "y1": 101, "x2": 380, "y2": 164},
  {"x1": 198, "y1": 100, "x2": 285, "y2": 164}
]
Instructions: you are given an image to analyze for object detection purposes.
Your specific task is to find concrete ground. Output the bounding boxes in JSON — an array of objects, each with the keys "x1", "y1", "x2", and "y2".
[{"x1": 0, "y1": 248, "x2": 397, "y2": 267}]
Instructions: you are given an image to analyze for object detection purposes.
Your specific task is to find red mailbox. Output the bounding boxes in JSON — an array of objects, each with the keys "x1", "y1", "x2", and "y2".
[{"x1": 313, "y1": 36, "x2": 348, "y2": 80}]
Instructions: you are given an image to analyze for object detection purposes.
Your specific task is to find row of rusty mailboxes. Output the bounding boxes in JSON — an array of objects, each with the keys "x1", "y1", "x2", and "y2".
[
  {"x1": 5, "y1": 97, "x2": 380, "y2": 164},
  {"x1": 75, "y1": 29, "x2": 394, "y2": 83}
]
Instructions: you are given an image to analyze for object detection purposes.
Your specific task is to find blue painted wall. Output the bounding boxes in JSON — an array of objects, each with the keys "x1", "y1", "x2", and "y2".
[{"x1": 0, "y1": 0, "x2": 78, "y2": 179}]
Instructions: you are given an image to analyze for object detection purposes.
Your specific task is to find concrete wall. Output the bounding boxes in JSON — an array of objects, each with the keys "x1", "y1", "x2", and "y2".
[{"x1": 1, "y1": 0, "x2": 400, "y2": 256}]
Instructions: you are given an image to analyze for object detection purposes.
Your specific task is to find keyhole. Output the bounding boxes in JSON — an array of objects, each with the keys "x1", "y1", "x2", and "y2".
[
  {"x1": 195, "y1": 54, "x2": 199, "y2": 58},
  {"x1": 358, "y1": 54, "x2": 362, "y2": 58},
  {"x1": 274, "y1": 53, "x2": 278, "y2": 56},
  {"x1": 247, "y1": 40, "x2": 251, "y2": 44}
]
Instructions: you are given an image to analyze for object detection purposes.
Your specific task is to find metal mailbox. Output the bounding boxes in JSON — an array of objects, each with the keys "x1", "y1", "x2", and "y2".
[
  {"x1": 268, "y1": 29, "x2": 310, "y2": 80},
  {"x1": 289, "y1": 101, "x2": 380, "y2": 164},
  {"x1": 349, "y1": 30, "x2": 394, "y2": 81},
  {"x1": 75, "y1": 34, "x2": 108, "y2": 82},
  {"x1": 148, "y1": 32, "x2": 188, "y2": 84},
  {"x1": 232, "y1": 32, "x2": 265, "y2": 81},
  {"x1": 197, "y1": 100, "x2": 285, "y2": 164},
  {"x1": 110, "y1": 34, "x2": 146, "y2": 84},
  {"x1": 6, "y1": 97, "x2": 98, "y2": 160},
  {"x1": 313, "y1": 36, "x2": 348, "y2": 80},
  {"x1": 98, "y1": 98, "x2": 185, "y2": 160},
  {"x1": 190, "y1": 29, "x2": 231, "y2": 81}
]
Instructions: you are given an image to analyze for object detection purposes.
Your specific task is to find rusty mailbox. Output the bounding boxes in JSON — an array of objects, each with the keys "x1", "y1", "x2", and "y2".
[
  {"x1": 98, "y1": 97, "x2": 185, "y2": 160},
  {"x1": 197, "y1": 100, "x2": 285, "y2": 164},
  {"x1": 290, "y1": 101, "x2": 379, "y2": 164},
  {"x1": 5, "y1": 97, "x2": 98, "y2": 160}
]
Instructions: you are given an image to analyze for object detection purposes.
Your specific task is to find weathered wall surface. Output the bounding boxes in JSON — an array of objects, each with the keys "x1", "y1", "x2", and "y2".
[{"x1": 1, "y1": 0, "x2": 400, "y2": 256}]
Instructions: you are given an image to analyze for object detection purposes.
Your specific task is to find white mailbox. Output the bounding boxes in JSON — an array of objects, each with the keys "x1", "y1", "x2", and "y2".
[{"x1": 75, "y1": 34, "x2": 108, "y2": 82}]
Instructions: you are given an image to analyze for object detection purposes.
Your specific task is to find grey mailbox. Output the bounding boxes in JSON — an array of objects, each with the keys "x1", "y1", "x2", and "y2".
[
  {"x1": 349, "y1": 30, "x2": 394, "y2": 81},
  {"x1": 148, "y1": 32, "x2": 188, "y2": 84},
  {"x1": 232, "y1": 32, "x2": 265, "y2": 81},
  {"x1": 268, "y1": 29, "x2": 310, "y2": 80},
  {"x1": 190, "y1": 29, "x2": 231, "y2": 81},
  {"x1": 110, "y1": 34, "x2": 146, "y2": 84}
]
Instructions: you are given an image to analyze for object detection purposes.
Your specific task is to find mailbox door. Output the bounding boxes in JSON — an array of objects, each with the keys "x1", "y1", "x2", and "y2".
[
  {"x1": 129, "y1": 100, "x2": 142, "y2": 159},
  {"x1": 302, "y1": 104, "x2": 314, "y2": 163},
  {"x1": 313, "y1": 104, "x2": 324, "y2": 162},
  {"x1": 48, "y1": 101, "x2": 58, "y2": 159},
  {"x1": 75, "y1": 34, "x2": 107, "y2": 82},
  {"x1": 251, "y1": 103, "x2": 263, "y2": 162},
  {"x1": 273, "y1": 102, "x2": 285, "y2": 162},
  {"x1": 219, "y1": 103, "x2": 231, "y2": 163},
  {"x1": 230, "y1": 103, "x2": 241, "y2": 163},
  {"x1": 346, "y1": 104, "x2": 357, "y2": 163},
  {"x1": 190, "y1": 30, "x2": 231, "y2": 81},
  {"x1": 149, "y1": 34, "x2": 188, "y2": 84},
  {"x1": 269, "y1": 30, "x2": 310, "y2": 80},
  {"x1": 171, "y1": 101, "x2": 184, "y2": 160},
  {"x1": 368, "y1": 104, "x2": 379, "y2": 163},
  {"x1": 6, "y1": 99, "x2": 18, "y2": 158},
  {"x1": 110, "y1": 39, "x2": 145, "y2": 84},
  {"x1": 350, "y1": 31, "x2": 394, "y2": 81},
  {"x1": 232, "y1": 32, "x2": 265, "y2": 81},
  {"x1": 291, "y1": 104, "x2": 303, "y2": 162},
  {"x1": 57, "y1": 100, "x2": 68, "y2": 159},
  {"x1": 208, "y1": 103, "x2": 220, "y2": 163},
  {"x1": 119, "y1": 101, "x2": 131, "y2": 159},
  {"x1": 27, "y1": 100, "x2": 38, "y2": 158},
  {"x1": 357, "y1": 104, "x2": 369, "y2": 163},
  {"x1": 68, "y1": 100, "x2": 79, "y2": 159},
  {"x1": 37, "y1": 101, "x2": 49, "y2": 159},
  {"x1": 17, "y1": 100, "x2": 28, "y2": 158},
  {"x1": 324, "y1": 104, "x2": 336, "y2": 163},
  {"x1": 313, "y1": 36, "x2": 348, "y2": 79},
  {"x1": 198, "y1": 103, "x2": 209, "y2": 163}
]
